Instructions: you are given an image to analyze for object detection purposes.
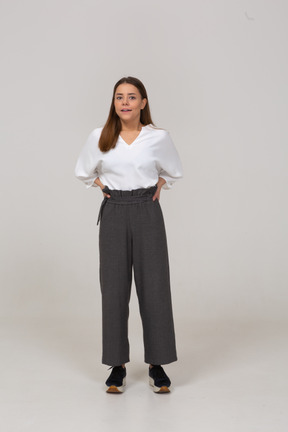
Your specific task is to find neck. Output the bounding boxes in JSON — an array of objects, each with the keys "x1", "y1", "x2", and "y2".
[{"x1": 120, "y1": 119, "x2": 143, "y2": 131}]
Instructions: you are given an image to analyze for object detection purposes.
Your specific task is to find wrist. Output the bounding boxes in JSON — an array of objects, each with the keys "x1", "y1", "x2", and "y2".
[{"x1": 157, "y1": 177, "x2": 166, "y2": 188}]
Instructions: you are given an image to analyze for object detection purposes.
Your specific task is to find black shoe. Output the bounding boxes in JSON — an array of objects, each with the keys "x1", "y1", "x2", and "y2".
[
  {"x1": 149, "y1": 365, "x2": 171, "y2": 393},
  {"x1": 105, "y1": 365, "x2": 126, "y2": 393}
]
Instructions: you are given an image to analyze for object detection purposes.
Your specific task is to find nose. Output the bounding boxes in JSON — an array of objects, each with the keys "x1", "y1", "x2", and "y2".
[{"x1": 122, "y1": 96, "x2": 129, "y2": 105}]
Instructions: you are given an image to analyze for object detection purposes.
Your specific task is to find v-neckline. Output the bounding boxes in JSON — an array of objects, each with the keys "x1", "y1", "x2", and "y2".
[{"x1": 119, "y1": 125, "x2": 146, "y2": 146}]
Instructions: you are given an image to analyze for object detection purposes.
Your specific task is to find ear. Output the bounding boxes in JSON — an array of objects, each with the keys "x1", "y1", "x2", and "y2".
[{"x1": 141, "y1": 98, "x2": 147, "y2": 110}]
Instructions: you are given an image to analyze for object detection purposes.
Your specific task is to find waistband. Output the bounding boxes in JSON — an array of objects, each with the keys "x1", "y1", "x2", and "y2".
[{"x1": 97, "y1": 184, "x2": 157, "y2": 225}]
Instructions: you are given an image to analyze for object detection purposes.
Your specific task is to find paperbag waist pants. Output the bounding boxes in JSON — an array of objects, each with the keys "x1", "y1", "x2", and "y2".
[{"x1": 98, "y1": 184, "x2": 178, "y2": 366}]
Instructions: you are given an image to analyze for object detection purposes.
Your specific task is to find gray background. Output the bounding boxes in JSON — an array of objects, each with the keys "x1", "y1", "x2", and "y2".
[{"x1": 1, "y1": 1, "x2": 287, "y2": 431}]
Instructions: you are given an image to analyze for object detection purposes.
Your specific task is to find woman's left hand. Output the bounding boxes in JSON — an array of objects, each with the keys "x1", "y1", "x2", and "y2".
[{"x1": 152, "y1": 177, "x2": 166, "y2": 201}]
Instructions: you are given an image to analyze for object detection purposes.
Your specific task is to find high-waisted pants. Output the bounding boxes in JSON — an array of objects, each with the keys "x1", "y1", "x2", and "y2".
[{"x1": 97, "y1": 184, "x2": 178, "y2": 366}]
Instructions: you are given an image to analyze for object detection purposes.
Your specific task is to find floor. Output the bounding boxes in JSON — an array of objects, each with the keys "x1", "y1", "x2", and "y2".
[{"x1": 0, "y1": 317, "x2": 287, "y2": 432}]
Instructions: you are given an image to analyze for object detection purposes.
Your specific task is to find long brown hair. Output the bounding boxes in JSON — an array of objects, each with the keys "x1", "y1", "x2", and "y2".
[{"x1": 98, "y1": 76, "x2": 156, "y2": 152}]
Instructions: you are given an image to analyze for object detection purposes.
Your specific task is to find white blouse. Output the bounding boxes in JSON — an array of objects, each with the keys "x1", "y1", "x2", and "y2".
[{"x1": 74, "y1": 124, "x2": 183, "y2": 190}]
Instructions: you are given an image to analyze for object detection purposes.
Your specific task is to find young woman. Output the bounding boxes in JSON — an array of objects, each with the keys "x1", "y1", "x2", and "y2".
[{"x1": 75, "y1": 76, "x2": 183, "y2": 393}]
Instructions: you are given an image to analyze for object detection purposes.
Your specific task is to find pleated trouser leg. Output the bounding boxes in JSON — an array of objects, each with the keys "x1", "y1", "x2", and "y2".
[{"x1": 98, "y1": 185, "x2": 178, "y2": 366}]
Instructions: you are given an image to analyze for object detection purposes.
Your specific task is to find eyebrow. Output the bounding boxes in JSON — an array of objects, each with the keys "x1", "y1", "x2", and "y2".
[{"x1": 115, "y1": 92, "x2": 137, "y2": 95}]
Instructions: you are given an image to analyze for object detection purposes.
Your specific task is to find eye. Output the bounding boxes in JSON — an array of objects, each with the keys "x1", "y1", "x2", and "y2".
[
  {"x1": 129, "y1": 96, "x2": 136, "y2": 100},
  {"x1": 115, "y1": 96, "x2": 122, "y2": 100}
]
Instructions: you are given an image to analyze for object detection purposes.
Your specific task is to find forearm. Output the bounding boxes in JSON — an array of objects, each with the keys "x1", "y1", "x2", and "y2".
[
  {"x1": 157, "y1": 177, "x2": 166, "y2": 188},
  {"x1": 94, "y1": 177, "x2": 105, "y2": 189}
]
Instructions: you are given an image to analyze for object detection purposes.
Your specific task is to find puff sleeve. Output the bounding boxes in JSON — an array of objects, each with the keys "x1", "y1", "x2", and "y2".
[
  {"x1": 74, "y1": 128, "x2": 102, "y2": 188},
  {"x1": 155, "y1": 130, "x2": 184, "y2": 190}
]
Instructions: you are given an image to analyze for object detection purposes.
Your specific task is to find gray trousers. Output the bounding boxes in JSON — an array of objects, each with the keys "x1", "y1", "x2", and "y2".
[{"x1": 98, "y1": 184, "x2": 178, "y2": 366}]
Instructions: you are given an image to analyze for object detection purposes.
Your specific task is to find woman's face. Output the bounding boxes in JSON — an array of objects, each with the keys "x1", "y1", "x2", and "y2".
[{"x1": 114, "y1": 83, "x2": 147, "y2": 125}]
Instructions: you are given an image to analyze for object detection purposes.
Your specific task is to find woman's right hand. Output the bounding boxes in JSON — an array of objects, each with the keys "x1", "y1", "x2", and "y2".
[
  {"x1": 102, "y1": 188, "x2": 111, "y2": 198},
  {"x1": 94, "y1": 177, "x2": 111, "y2": 198}
]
